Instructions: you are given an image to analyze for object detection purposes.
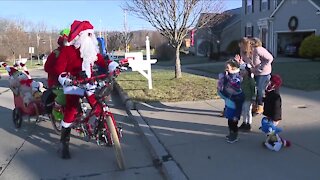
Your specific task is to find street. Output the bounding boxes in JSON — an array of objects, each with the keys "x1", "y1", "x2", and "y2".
[{"x1": 0, "y1": 69, "x2": 165, "y2": 180}]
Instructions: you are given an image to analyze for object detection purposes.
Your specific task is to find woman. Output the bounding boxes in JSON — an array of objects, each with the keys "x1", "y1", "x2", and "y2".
[
  {"x1": 235, "y1": 37, "x2": 253, "y2": 66},
  {"x1": 250, "y1": 37, "x2": 273, "y2": 114}
]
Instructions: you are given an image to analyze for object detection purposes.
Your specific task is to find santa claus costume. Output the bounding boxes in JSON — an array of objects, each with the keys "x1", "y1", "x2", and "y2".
[
  {"x1": 45, "y1": 28, "x2": 70, "y2": 88},
  {"x1": 52, "y1": 20, "x2": 114, "y2": 159}
]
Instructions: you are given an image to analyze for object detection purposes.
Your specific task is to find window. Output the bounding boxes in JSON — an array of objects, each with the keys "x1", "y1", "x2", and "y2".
[
  {"x1": 246, "y1": 0, "x2": 254, "y2": 14},
  {"x1": 245, "y1": 23, "x2": 253, "y2": 37},
  {"x1": 261, "y1": 28, "x2": 267, "y2": 47},
  {"x1": 260, "y1": 0, "x2": 270, "y2": 11}
]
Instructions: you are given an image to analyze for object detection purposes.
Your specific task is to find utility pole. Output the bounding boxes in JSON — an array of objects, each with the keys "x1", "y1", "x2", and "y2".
[
  {"x1": 36, "y1": 32, "x2": 40, "y2": 64},
  {"x1": 124, "y1": 9, "x2": 129, "y2": 53},
  {"x1": 99, "y1": 19, "x2": 102, "y2": 38},
  {"x1": 104, "y1": 28, "x2": 108, "y2": 52},
  {"x1": 49, "y1": 35, "x2": 52, "y2": 52}
]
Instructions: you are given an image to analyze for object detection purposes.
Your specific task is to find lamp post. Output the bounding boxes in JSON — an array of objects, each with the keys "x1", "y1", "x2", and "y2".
[{"x1": 216, "y1": 40, "x2": 220, "y2": 60}]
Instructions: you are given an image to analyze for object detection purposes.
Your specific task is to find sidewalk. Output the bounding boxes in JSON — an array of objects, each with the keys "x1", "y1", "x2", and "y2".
[{"x1": 116, "y1": 62, "x2": 320, "y2": 180}]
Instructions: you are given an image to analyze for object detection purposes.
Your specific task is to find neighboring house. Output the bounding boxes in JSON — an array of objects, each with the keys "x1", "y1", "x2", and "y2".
[
  {"x1": 193, "y1": 9, "x2": 241, "y2": 57},
  {"x1": 242, "y1": 0, "x2": 320, "y2": 57}
]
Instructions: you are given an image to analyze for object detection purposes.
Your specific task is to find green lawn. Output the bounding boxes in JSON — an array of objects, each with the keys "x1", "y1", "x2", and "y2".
[
  {"x1": 117, "y1": 69, "x2": 219, "y2": 102},
  {"x1": 156, "y1": 55, "x2": 214, "y2": 66},
  {"x1": 190, "y1": 61, "x2": 320, "y2": 91}
]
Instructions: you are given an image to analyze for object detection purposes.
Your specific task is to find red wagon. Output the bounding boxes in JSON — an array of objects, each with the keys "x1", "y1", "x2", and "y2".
[{"x1": 12, "y1": 92, "x2": 46, "y2": 128}]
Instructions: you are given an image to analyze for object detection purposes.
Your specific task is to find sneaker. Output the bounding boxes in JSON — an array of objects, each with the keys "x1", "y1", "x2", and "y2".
[{"x1": 226, "y1": 133, "x2": 239, "y2": 143}]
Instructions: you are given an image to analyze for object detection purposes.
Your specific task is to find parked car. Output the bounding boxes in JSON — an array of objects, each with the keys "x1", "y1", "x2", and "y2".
[{"x1": 284, "y1": 43, "x2": 300, "y2": 57}]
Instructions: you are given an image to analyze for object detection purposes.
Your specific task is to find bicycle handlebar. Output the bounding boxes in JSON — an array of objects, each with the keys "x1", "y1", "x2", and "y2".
[
  {"x1": 71, "y1": 73, "x2": 109, "y2": 86},
  {"x1": 71, "y1": 65, "x2": 127, "y2": 86}
]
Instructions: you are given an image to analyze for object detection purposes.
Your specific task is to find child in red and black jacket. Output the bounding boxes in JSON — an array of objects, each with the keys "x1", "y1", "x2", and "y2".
[{"x1": 263, "y1": 74, "x2": 282, "y2": 126}]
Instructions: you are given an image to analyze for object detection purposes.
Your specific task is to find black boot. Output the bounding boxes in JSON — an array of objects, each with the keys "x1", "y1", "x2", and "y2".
[
  {"x1": 245, "y1": 123, "x2": 252, "y2": 131},
  {"x1": 60, "y1": 127, "x2": 71, "y2": 159},
  {"x1": 238, "y1": 122, "x2": 246, "y2": 130}
]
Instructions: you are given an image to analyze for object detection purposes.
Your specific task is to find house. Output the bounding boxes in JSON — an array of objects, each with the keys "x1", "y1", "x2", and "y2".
[
  {"x1": 192, "y1": 8, "x2": 241, "y2": 57},
  {"x1": 242, "y1": 0, "x2": 320, "y2": 57}
]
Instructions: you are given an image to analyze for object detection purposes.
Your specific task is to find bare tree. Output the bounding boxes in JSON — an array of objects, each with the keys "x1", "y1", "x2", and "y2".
[
  {"x1": 107, "y1": 31, "x2": 124, "y2": 51},
  {"x1": 1, "y1": 20, "x2": 29, "y2": 62},
  {"x1": 124, "y1": 0, "x2": 225, "y2": 78},
  {"x1": 121, "y1": 31, "x2": 133, "y2": 52}
]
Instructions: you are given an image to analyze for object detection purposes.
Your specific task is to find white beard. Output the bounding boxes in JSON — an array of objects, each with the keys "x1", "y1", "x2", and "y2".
[{"x1": 74, "y1": 33, "x2": 99, "y2": 78}]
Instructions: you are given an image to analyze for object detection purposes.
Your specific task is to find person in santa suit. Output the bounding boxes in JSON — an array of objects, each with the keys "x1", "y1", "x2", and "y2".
[
  {"x1": 44, "y1": 28, "x2": 70, "y2": 88},
  {"x1": 52, "y1": 20, "x2": 118, "y2": 159}
]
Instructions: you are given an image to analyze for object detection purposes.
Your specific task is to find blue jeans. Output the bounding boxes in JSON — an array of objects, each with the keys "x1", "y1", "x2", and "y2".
[{"x1": 255, "y1": 74, "x2": 271, "y2": 105}]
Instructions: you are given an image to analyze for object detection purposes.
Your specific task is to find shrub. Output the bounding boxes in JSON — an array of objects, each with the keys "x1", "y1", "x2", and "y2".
[
  {"x1": 226, "y1": 40, "x2": 240, "y2": 55},
  {"x1": 299, "y1": 35, "x2": 320, "y2": 59},
  {"x1": 155, "y1": 43, "x2": 175, "y2": 61}
]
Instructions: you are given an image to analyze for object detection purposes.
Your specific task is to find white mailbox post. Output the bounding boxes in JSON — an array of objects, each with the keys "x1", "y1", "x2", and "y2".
[{"x1": 125, "y1": 36, "x2": 157, "y2": 89}]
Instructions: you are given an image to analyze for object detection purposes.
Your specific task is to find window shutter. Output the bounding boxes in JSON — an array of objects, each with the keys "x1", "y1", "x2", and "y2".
[
  {"x1": 245, "y1": 27, "x2": 247, "y2": 37},
  {"x1": 252, "y1": 0, "x2": 254, "y2": 13},
  {"x1": 260, "y1": 0, "x2": 262, "y2": 11},
  {"x1": 245, "y1": 0, "x2": 247, "y2": 14},
  {"x1": 252, "y1": 26, "x2": 254, "y2": 37},
  {"x1": 268, "y1": 0, "x2": 270, "y2": 10}
]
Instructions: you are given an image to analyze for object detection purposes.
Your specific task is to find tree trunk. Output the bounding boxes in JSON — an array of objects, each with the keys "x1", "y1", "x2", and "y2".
[{"x1": 175, "y1": 45, "x2": 182, "y2": 78}]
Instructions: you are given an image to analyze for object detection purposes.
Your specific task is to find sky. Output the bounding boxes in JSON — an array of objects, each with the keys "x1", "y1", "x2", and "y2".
[{"x1": 0, "y1": 0, "x2": 242, "y2": 32}]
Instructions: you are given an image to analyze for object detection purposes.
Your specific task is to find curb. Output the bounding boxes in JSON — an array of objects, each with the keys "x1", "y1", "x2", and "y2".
[{"x1": 114, "y1": 81, "x2": 188, "y2": 180}]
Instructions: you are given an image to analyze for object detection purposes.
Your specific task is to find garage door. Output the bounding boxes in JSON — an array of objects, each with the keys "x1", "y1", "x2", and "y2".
[{"x1": 277, "y1": 31, "x2": 315, "y2": 57}]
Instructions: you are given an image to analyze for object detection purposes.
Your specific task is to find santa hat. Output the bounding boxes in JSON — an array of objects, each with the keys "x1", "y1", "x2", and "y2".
[
  {"x1": 68, "y1": 20, "x2": 94, "y2": 44},
  {"x1": 281, "y1": 139, "x2": 291, "y2": 147},
  {"x1": 13, "y1": 61, "x2": 30, "y2": 75},
  {"x1": 0, "y1": 62, "x2": 18, "y2": 76},
  {"x1": 266, "y1": 74, "x2": 282, "y2": 92}
]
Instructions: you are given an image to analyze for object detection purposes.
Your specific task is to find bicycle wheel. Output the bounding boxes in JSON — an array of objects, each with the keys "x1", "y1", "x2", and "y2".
[
  {"x1": 49, "y1": 114, "x2": 62, "y2": 135},
  {"x1": 106, "y1": 116, "x2": 125, "y2": 170},
  {"x1": 12, "y1": 108, "x2": 22, "y2": 128}
]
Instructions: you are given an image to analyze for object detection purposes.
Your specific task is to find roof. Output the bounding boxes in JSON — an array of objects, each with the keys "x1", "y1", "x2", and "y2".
[
  {"x1": 210, "y1": 8, "x2": 241, "y2": 33},
  {"x1": 271, "y1": 0, "x2": 320, "y2": 17},
  {"x1": 196, "y1": 13, "x2": 225, "y2": 28},
  {"x1": 310, "y1": 0, "x2": 320, "y2": 9}
]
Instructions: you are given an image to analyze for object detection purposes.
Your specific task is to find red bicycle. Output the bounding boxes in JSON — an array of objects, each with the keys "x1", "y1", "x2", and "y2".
[{"x1": 49, "y1": 70, "x2": 125, "y2": 170}]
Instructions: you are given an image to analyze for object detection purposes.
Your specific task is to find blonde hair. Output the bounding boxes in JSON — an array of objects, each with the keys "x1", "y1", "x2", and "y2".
[
  {"x1": 251, "y1": 37, "x2": 263, "y2": 47},
  {"x1": 239, "y1": 37, "x2": 253, "y2": 57}
]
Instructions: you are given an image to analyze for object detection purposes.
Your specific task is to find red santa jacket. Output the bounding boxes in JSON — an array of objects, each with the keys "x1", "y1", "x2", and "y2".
[
  {"x1": 52, "y1": 45, "x2": 107, "y2": 81},
  {"x1": 45, "y1": 47, "x2": 63, "y2": 88}
]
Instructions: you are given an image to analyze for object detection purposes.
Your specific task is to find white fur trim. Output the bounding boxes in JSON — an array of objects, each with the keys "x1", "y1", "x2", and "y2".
[
  {"x1": 85, "y1": 83, "x2": 96, "y2": 96},
  {"x1": 273, "y1": 142, "x2": 282, "y2": 151},
  {"x1": 5, "y1": 66, "x2": 11, "y2": 72},
  {"x1": 63, "y1": 86, "x2": 85, "y2": 96},
  {"x1": 61, "y1": 120, "x2": 73, "y2": 128},
  {"x1": 70, "y1": 29, "x2": 95, "y2": 45},
  {"x1": 108, "y1": 61, "x2": 119, "y2": 72},
  {"x1": 58, "y1": 73, "x2": 69, "y2": 86},
  {"x1": 0, "y1": 62, "x2": 5, "y2": 67}
]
